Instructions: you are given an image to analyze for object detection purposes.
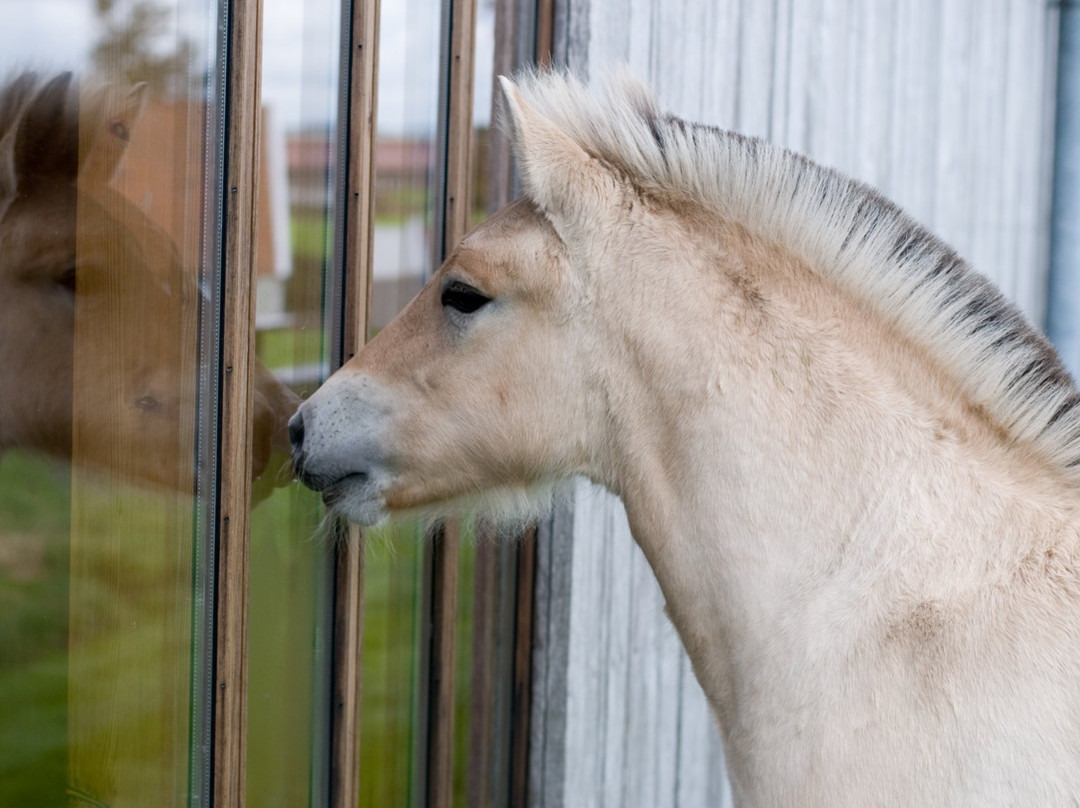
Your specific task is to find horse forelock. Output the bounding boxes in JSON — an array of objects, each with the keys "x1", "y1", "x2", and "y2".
[
  {"x1": 506, "y1": 69, "x2": 1080, "y2": 486},
  {"x1": 0, "y1": 71, "x2": 124, "y2": 197},
  {"x1": 0, "y1": 72, "x2": 80, "y2": 210}
]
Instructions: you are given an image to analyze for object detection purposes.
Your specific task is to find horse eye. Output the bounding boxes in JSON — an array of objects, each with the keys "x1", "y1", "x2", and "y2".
[
  {"x1": 57, "y1": 264, "x2": 77, "y2": 295},
  {"x1": 441, "y1": 282, "x2": 491, "y2": 315}
]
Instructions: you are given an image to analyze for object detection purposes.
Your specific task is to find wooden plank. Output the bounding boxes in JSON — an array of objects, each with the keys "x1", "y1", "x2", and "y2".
[
  {"x1": 426, "y1": 520, "x2": 461, "y2": 808},
  {"x1": 1034, "y1": 1, "x2": 1062, "y2": 329},
  {"x1": 556, "y1": 0, "x2": 591, "y2": 76},
  {"x1": 599, "y1": 504, "x2": 629, "y2": 808},
  {"x1": 781, "y1": 0, "x2": 812, "y2": 151},
  {"x1": 509, "y1": 528, "x2": 537, "y2": 807},
  {"x1": 624, "y1": 546, "x2": 659, "y2": 805},
  {"x1": 562, "y1": 480, "x2": 614, "y2": 801},
  {"x1": 488, "y1": 0, "x2": 518, "y2": 214},
  {"x1": 652, "y1": 611, "x2": 682, "y2": 805},
  {"x1": 425, "y1": 1, "x2": 476, "y2": 805},
  {"x1": 330, "y1": 1, "x2": 379, "y2": 804},
  {"x1": 503, "y1": 6, "x2": 552, "y2": 795},
  {"x1": 768, "y1": 0, "x2": 793, "y2": 143},
  {"x1": 934, "y1": 0, "x2": 970, "y2": 260},
  {"x1": 341, "y1": 0, "x2": 380, "y2": 364},
  {"x1": 735, "y1": 0, "x2": 775, "y2": 139},
  {"x1": 329, "y1": 523, "x2": 366, "y2": 808},
  {"x1": 1008, "y1": 0, "x2": 1041, "y2": 318},
  {"x1": 466, "y1": 535, "x2": 499, "y2": 807},
  {"x1": 536, "y1": 0, "x2": 555, "y2": 66},
  {"x1": 213, "y1": 0, "x2": 264, "y2": 804},
  {"x1": 854, "y1": 0, "x2": 896, "y2": 190},
  {"x1": 442, "y1": 0, "x2": 478, "y2": 258},
  {"x1": 527, "y1": 489, "x2": 575, "y2": 807}
]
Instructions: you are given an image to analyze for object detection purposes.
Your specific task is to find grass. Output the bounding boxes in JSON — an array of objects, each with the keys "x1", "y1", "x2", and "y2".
[
  {"x1": 0, "y1": 452, "x2": 70, "y2": 808},
  {"x1": 0, "y1": 448, "x2": 486, "y2": 807},
  {"x1": 247, "y1": 481, "x2": 333, "y2": 808},
  {"x1": 358, "y1": 519, "x2": 425, "y2": 808},
  {"x1": 256, "y1": 323, "x2": 326, "y2": 372}
]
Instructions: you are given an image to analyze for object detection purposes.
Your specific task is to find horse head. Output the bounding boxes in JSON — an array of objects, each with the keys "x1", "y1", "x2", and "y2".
[
  {"x1": 289, "y1": 78, "x2": 627, "y2": 525},
  {"x1": 0, "y1": 72, "x2": 298, "y2": 493}
]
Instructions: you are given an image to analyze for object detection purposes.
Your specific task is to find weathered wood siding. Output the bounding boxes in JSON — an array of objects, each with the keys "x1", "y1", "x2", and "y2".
[{"x1": 531, "y1": 1, "x2": 1061, "y2": 806}]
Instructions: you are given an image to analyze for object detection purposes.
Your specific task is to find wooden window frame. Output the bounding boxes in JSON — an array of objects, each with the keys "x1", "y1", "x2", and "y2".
[
  {"x1": 214, "y1": 0, "x2": 264, "y2": 804},
  {"x1": 328, "y1": 0, "x2": 380, "y2": 804},
  {"x1": 210, "y1": 0, "x2": 553, "y2": 805}
]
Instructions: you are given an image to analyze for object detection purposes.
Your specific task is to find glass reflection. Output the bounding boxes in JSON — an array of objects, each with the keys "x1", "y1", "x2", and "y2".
[
  {"x1": 247, "y1": 0, "x2": 342, "y2": 803},
  {"x1": 359, "y1": 0, "x2": 442, "y2": 805},
  {"x1": 0, "y1": 1, "x2": 295, "y2": 805}
]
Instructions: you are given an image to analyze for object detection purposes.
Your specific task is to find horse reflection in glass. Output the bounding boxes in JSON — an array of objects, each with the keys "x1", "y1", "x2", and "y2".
[
  {"x1": 292, "y1": 71, "x2": 1080, "y2": 805},
  {"x1": 0, "y1": 71, "x2": 297, "y2": 493}
]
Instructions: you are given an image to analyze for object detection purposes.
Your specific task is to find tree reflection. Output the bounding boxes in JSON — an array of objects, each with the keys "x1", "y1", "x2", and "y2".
[{"x1": 91, "y1": 0, "x2": 196, "y2": 96}]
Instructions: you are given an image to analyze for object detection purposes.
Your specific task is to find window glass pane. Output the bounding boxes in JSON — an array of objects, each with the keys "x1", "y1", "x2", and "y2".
[
  {"x1": 360, "y1": 0, "x2": 443, "y2": 804},
  {"x1": 0, "y1": 1, "x2": 233, "y2": 804},
  {"x1": 247, "y1": 0, "x2": 342, "y2": 804}
]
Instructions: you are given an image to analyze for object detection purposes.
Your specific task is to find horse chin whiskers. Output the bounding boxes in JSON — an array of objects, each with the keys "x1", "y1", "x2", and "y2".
[{"x1": 391, "y1": 478, "x2": 568, "y2": 538}]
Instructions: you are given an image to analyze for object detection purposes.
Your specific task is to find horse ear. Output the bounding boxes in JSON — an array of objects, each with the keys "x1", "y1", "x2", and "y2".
[
  {"x1": 79, "y1": 82, "x2": 148, "y2": 185},
  {"x1": 499, "y1": 76, "x2": 613, "y2": 230},
  {"x1": 10, "y1": 72, "x2": 79, "y2": 197}
]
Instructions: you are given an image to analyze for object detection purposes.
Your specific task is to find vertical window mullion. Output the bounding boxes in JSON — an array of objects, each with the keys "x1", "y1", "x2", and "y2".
[
  {"x1": 508, "y1": 13, "x2": 555, "y2": 807},
  {"x1": 426, "y1": 0, "x2": 477, "y2": 805},
  {"x1": 213, "y1": 0, "x2": 265, "y2": 804},
  {"x1": 329, "y1": 0, "x2": 381, "y2": 806}
]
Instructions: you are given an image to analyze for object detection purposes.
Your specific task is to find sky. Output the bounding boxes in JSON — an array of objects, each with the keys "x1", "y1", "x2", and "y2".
[{"x1": 0, "y1": 0, "x2": 496, "y2": 135}]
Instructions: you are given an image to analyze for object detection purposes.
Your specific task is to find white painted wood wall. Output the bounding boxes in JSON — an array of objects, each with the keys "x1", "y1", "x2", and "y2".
[{"x1": 529, "y1": 1, "x2": 1062, "y2": 806}]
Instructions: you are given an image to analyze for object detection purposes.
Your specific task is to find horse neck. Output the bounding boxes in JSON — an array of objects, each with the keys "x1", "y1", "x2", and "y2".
[{"x1": 590, "y1": 219, "x2": 1077, "y2": 705}]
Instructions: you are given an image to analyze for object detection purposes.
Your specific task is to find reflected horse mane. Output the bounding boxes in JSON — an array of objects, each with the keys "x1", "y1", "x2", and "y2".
[
  {"x1": 509, "y1": 69, "x2": 1080, "y2": 482},
  {"x1": 0, "y1": 72, "x2": 54, "y2": 141},
  {"x1": 0, "y1": 72, "x2": 79, "y2": 206}
]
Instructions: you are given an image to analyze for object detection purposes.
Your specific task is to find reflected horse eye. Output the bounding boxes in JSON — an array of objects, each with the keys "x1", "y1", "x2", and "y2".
[
  {"x1": 57, "y1": 264, "x2": 76, "y2": 295},
  {"x1": 110, "y1": 119, "x2": 129, "y2": 142},
  {"x1": 440, "y1": 282, "x2": 491, "y2": 314},
  {"x1": 135, "y1": 395, "x2": 160, "y2": 412}
]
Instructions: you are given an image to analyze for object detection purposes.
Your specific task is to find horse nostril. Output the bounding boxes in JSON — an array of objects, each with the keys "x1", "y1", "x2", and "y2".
[{"x1": 288, "y1": 411, "x2": 305, "y2": 452}]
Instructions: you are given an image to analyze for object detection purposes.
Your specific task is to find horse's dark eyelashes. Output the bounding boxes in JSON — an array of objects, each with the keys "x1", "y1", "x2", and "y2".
[{"x1": 441, "y1": 282, "x2": 491, "y2": 315}]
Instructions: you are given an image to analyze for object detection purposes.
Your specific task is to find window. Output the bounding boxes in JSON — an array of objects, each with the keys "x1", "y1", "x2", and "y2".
[
  {"x1": 0, "y1": 1, "x2": 227, "y2": 803},
  {"x1": 0, "y1": 0, "x2": 549, "y2": 804}
]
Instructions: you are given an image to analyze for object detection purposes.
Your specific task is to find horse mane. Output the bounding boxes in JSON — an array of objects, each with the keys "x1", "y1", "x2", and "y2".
[
  {"x1": 508, "y1": 68, "x2": 1080, "y2": 482},
  {"x1": 0, "y1": 73, "x2": 46, "y2": 142},
  {"x1": 0, "y1": 71, "x2": 81, "y2": 208}
]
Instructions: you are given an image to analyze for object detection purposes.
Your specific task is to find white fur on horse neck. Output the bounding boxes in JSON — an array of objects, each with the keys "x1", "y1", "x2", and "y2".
[{"x1": 293, "y1": 69, "x2": 1080, "y2": 806}]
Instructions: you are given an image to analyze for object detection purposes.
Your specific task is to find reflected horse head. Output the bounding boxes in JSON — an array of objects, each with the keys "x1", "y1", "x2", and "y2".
[{"x1": 0, "y1": 71, "x2": 298, "y2": 492}]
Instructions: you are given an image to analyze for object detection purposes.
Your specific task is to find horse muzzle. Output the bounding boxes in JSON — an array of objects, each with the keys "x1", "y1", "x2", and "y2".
[{"x1": 288, "y1": 375, "x2": 398, "y2": 525}]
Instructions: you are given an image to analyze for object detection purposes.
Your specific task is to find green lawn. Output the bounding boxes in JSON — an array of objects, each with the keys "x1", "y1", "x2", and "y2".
[{"x1": 0, "y1": 452, "x2": 70, "y2": 808}]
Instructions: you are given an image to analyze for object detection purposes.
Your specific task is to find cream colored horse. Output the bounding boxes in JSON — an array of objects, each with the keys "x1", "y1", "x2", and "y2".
[{"x1": 291, "y1": 71, "x2": 1080, "y2": 805}]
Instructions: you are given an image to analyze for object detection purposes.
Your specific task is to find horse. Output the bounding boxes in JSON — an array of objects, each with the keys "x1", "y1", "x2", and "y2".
[
  {"x1": 290, "y1": 70, "x2": 1080, "y2": 805},
  {"x1": 0, "y1": 71, "x2": 298, "y2": 492}
]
